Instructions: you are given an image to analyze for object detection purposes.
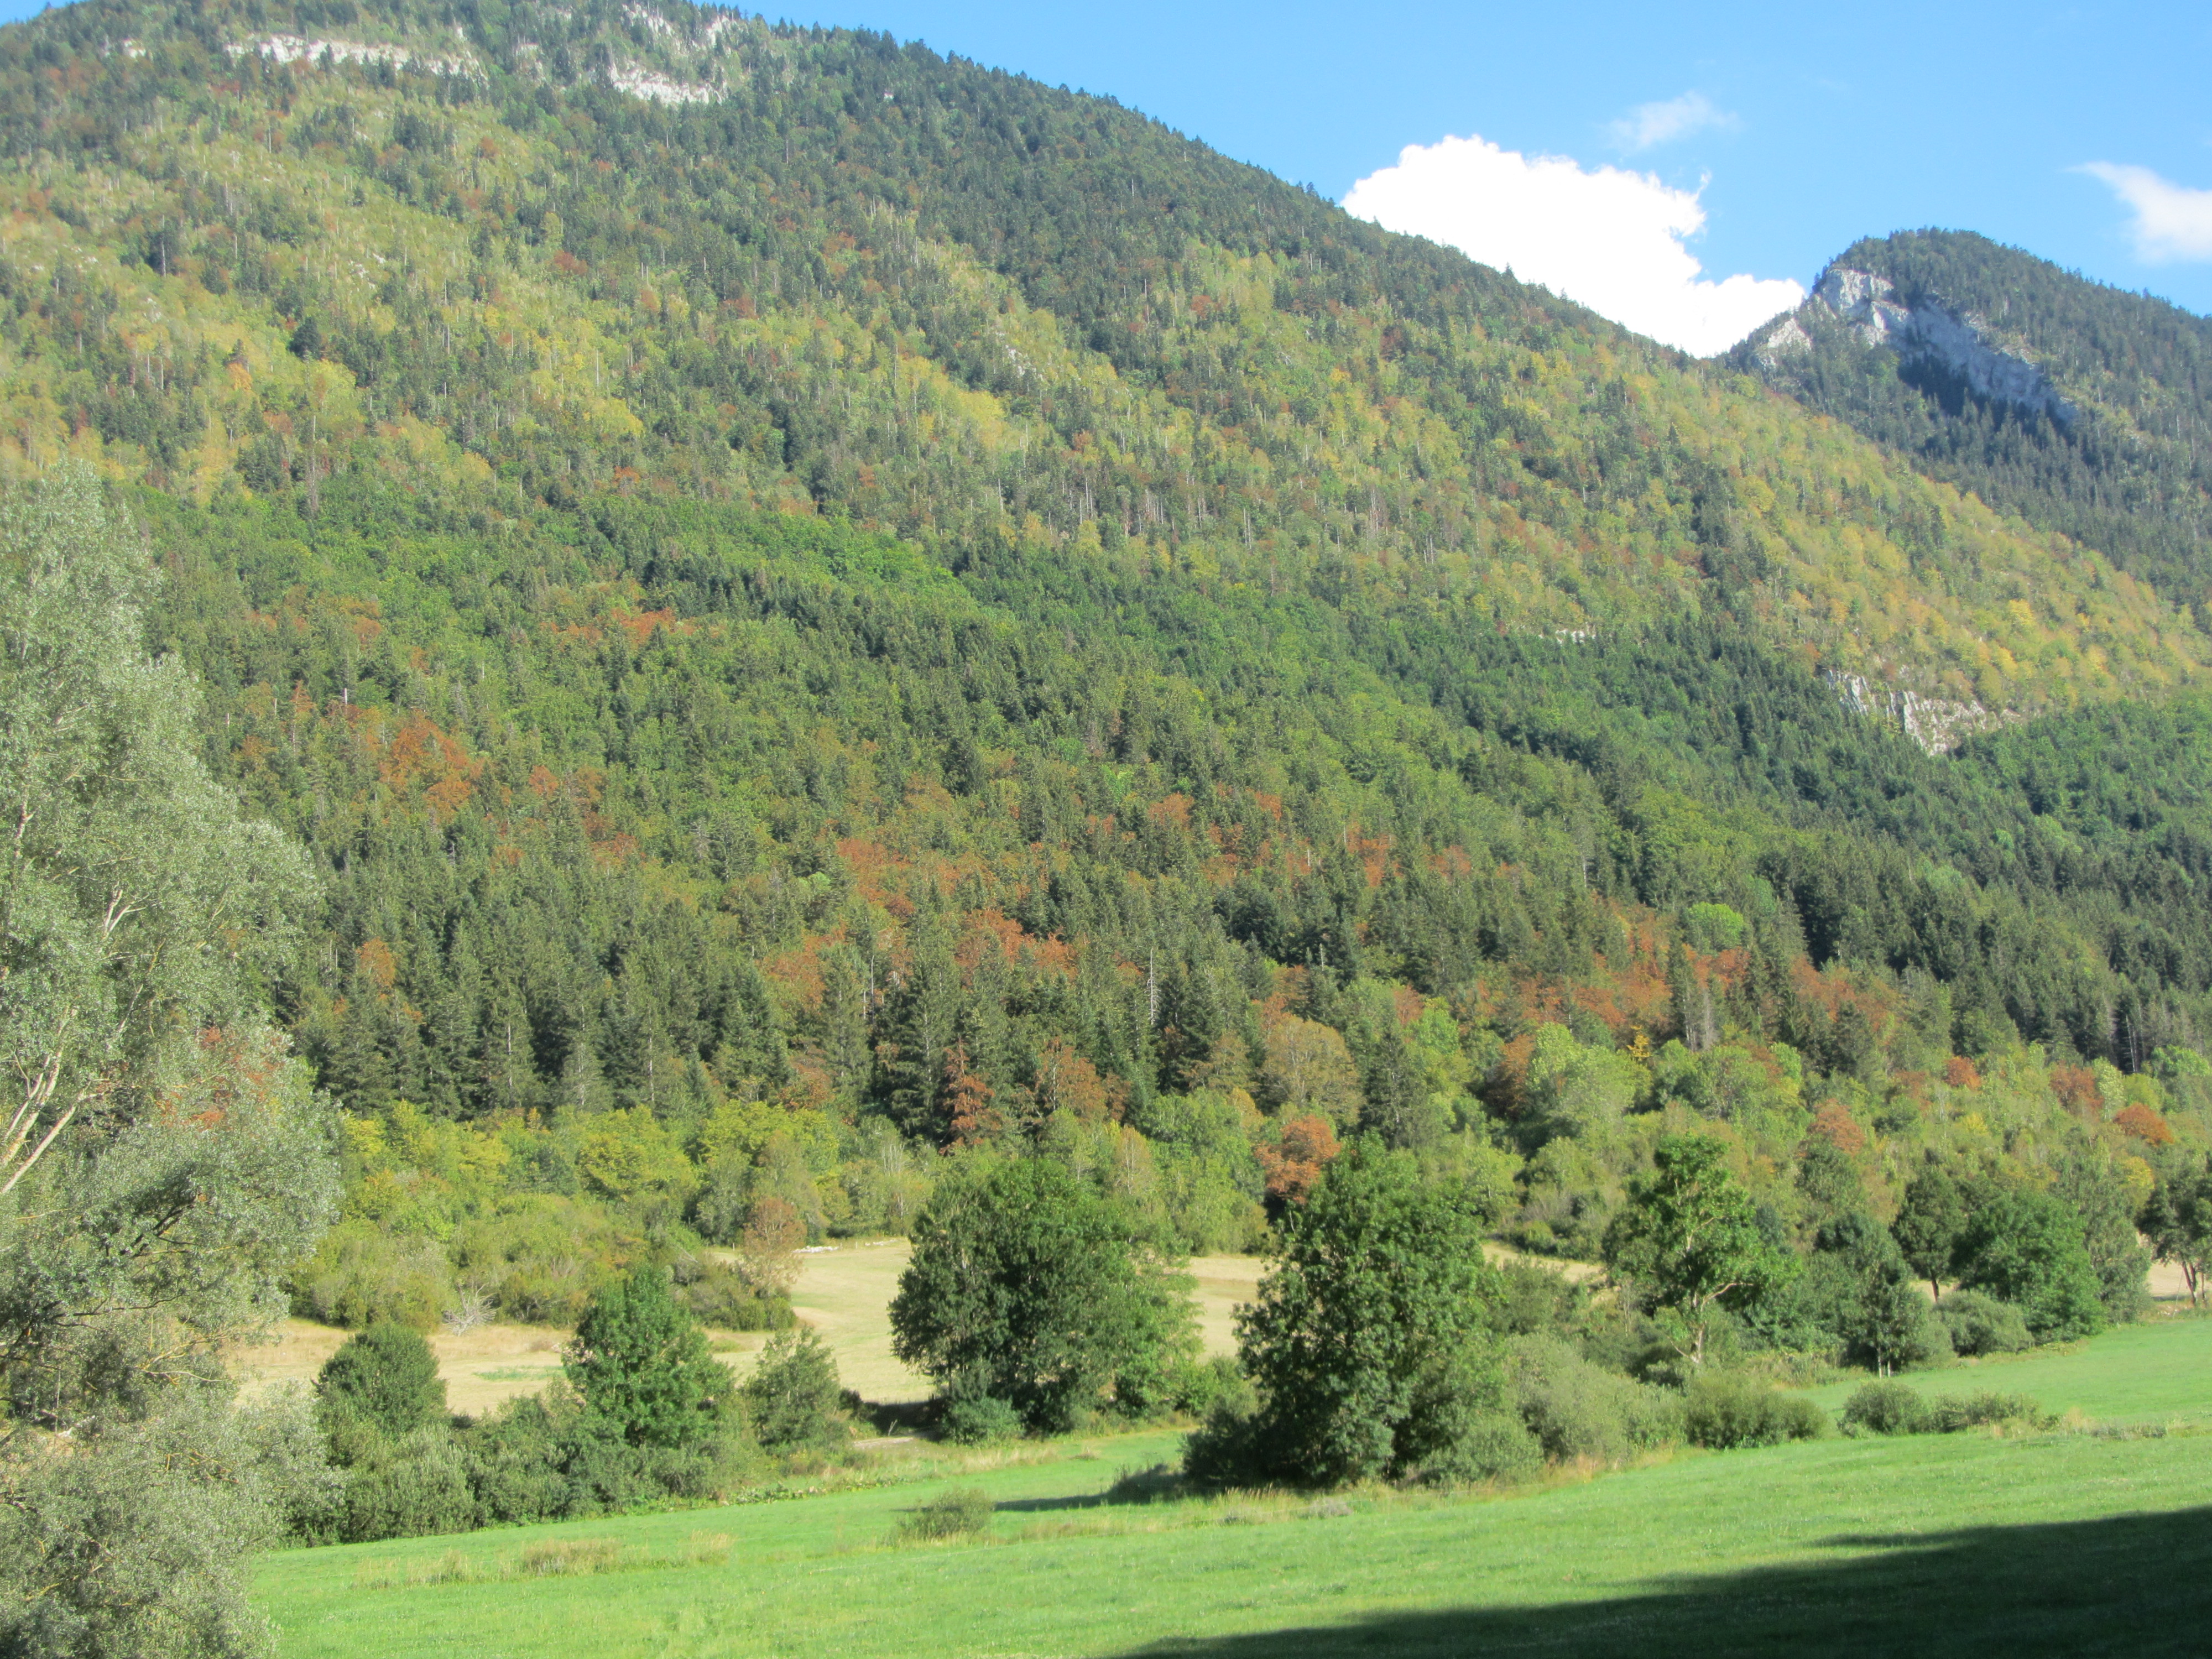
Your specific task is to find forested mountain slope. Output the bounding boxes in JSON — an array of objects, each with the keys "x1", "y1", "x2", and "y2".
[
  {"x1": 1735, "y1": 229, "x2": 2212, "y2": 623},
  {"x1": 0, "y1": 0, "x2": 2205, "y2": 1292}
]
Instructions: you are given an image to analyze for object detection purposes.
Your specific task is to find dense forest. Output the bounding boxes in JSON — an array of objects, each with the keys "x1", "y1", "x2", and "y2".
[
  {"x1": 9, "y1": 0, "x2": 2212, "y2": 1646},
  {"x1": 0, "y1": 0, "x2": 2201, "y2": 1323},
  {"x1": 1737, "y1": 229, "x2": 2212, "y2": 623}
]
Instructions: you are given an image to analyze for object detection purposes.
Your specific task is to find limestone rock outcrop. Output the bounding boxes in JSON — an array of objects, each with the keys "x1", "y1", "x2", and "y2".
[{"x1": 1752, "y1": 266, "x2": 2073, "y2": 427}]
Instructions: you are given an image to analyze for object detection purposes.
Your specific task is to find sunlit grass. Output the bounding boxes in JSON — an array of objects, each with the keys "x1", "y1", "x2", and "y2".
[{"x1": 259, "y1": 1319, "x2": 2212, "y2": 1659}]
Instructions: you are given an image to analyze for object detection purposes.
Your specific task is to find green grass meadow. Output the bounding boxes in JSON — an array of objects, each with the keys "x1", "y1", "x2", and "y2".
[
  {"x1": 260, "y1": 1319, "x2": 2212, "y2": 1659},
  {"x1": 1801, "y1": 1314, "x2": 2212, "y2": 1425}
]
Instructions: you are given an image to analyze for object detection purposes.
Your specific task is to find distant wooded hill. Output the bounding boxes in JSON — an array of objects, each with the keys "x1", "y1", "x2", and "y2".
[
  {"x1": 1734, "y1": 229, "x2": 2212, "y2": 623},
  {"x1": 0, "y1": 0, "x2": 2208, "y2": 1173}
]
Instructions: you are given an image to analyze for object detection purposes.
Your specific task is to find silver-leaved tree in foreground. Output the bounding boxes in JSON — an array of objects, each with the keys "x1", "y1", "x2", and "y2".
[{"x1": 0, "y1": 466, "x2": 342, "y2": 1659}]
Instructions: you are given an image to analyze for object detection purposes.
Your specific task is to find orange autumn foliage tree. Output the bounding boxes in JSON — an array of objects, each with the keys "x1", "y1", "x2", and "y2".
[{"x1": 1257, "y1": 1115, "x2": 1340, "y2": 1208}]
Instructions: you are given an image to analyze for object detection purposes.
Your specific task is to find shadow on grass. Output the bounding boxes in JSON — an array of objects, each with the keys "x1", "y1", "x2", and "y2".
[
  {"x1": 998, "y1": 1464, "x2": 1190, "y2": 1514},
  {"x1": 1120, "y1": 1505, "x2": 2212, "y2": 1658}
]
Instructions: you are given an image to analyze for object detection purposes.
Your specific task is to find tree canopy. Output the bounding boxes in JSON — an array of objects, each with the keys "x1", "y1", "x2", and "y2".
[
  {"x1": 889, "y1": 1155, "x2": 1195, "y2": 1432},
  {"x1": 1603, "y1": 1134, "x2": 1796, "y2": 1368},
  {"x1": 564, "y1": 1265, "x2": 733, "y2": 1448},
  {"x1": 1206, "y1": 1142, "x2": 1507, "y2": 1486}
]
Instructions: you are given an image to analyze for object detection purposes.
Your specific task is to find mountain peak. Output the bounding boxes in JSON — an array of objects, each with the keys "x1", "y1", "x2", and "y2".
[
  {"x1": 1748, "y1": 258, "x2": 2074, "y2": 429},
  {"x1": 1734, "y1": 227, "x2": 2212, "y2": 614}
]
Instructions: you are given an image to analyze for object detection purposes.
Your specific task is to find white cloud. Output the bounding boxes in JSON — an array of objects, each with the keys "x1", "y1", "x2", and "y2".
[
  {"x1": 1342, "y1": 134, "x2": 1803, "y2": 357},
  {"x1": 1607, "y1": 91, "x2": 1738, "y2": 154},
  {"x1": 2078, "y1": 163, "x2": 2212, "y2": 262}
]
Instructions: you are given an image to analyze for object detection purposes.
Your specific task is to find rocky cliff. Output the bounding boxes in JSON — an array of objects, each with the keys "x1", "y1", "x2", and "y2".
[{"x1": 1750, "y1": 264, "x2": 2075, "y2": 427}]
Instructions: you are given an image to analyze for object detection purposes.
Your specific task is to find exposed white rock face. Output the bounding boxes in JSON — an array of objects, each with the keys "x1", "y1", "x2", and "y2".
[
  {"x1": 1756, "y1": 266, "x2": 2073, "y2": 427},
  {"x1": 1822, "y1": 669, "x2": 2003, "y2": 754},
  {"x1": 606, "y1": 63, "x2": 716, "y2": 103},
  {"x1": 228, "y1": 5, "x2": 745, "y2": 104},
  {"x1": 225, "y1": 33, "x2": 483, "y2": 77},
  {"x1": 1757, "y1": 314, "x2": 1812, "y2": 358}
]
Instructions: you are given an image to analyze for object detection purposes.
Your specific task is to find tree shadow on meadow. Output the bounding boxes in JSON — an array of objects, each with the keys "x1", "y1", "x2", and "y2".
[{"x1": 1119, "y1": 1504, "x2": 2212, "y2": 1659}]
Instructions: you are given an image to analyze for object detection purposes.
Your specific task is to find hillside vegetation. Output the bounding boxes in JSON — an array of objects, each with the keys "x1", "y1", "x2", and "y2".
[
  {"x1": 1738, "y1": 228, "x2": 2212, "y2": 622},
  {"x1": 0, "y1": 0, "x2": 2199, "y2": 1333},
  {"x1": 9, "y1": 3, "x2": 2212, "y2": 1653}
]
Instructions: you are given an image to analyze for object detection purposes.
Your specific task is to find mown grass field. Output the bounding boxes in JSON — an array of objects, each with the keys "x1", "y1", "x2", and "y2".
[
  {"x1": 260, "y1": 1317, "x2": 2212, "y2": 1659},
  {"x1": 1802, "y1": 1312, "x2": 2212, "y2": 1426}
]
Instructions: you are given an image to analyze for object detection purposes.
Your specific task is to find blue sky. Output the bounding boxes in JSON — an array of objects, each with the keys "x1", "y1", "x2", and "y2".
[{"x1": 2, "y1": 0, "x2": 2204, "y2": 347}]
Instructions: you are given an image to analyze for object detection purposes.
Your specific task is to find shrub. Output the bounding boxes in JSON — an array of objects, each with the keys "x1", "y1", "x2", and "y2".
[
  {"x1": 898, "y1": 1486, "x2": 994, "y2": 1541},
  {"x1": 1172, "y1": 1354, "x2": 1255, "y2": 1422},
  {"x1": 1934, "y1": 1290, "x2": 2034, "y2": 1357},
  {"x1": 326, "y1": 1424, "x2": 479, "y2": 1545},
  {"x1": 1408, "y1": 1410, "x2": 1544, "y2": 1487},
  {"x1": 1182, "y1": 1392, "x2": 1265, "y2": 1486},
  {"x1": 742, "y1": 1327, "x2": 847, "y2": 1454},
  {"x1": 1840, "y1": 1380, "x2": 1929, "y2": 1436},
  {"x1": 447, "y1": 1197, "x2": 639, "y2": 1326},
  {"x1": 1923, "y1": 1391, "x2": 2053, "y2": 1433},
  {"x1": 1682, "y1": 1372, "x2": 1828, "y2": 1449},
  {"x1": 452, "y1": 1387, "x2": 764, "y2": 1536},
  {"x1": 1506, "y1": 1336, "x2": 1681, "y2": 1464},
  {"x1": 316, "y1": 1323, "x2": 448, "y2": 1442},
  {"x1": 289, "y1": 1219, "x2": 453, "y2": 1329},
  {"x1": 1838, "y1": 1383, "x2": 2052, "y2": 1437},
  {"x1": 672, "y1": 1255, "x2": 791, "y2": 1331},
  {"x1": 1491, "y1": 1259, "x2": 1589, "y2": 1338},
  {"x1": 939, "y1": 1393, "x2": 1024, "y2": 1445},
  {"x1": 463, "y1": 1393, "x2": 579, "y2": 1526}
]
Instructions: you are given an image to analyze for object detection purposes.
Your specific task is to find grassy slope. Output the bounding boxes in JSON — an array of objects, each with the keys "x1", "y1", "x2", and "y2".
[
  {"x1": 1801, "y1": 1315, "x2": 2212, "y2": 1426},
  {"x1": 260, "y1": 1321, "x2": 2212, "y2": 1659}
]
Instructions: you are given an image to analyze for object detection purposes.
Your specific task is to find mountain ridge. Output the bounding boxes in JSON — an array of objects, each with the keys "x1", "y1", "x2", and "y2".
[
  {"x1": 1733, "y1": 228, "x2": 2212, "y2": 624},
  {"x1": 0, "y1": 0, "x2": 2209, "y2": 1139},
  {"x1": 0, "y1": 0, "x2": 2201, "y2": 719}
]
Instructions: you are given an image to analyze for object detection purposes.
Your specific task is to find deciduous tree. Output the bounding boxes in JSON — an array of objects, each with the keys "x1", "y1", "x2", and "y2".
[
  {"x1": 1201, "y1": 1141, "x2": 1507, "y2": 1486},
  {"x1": 1603, "y1": 1134, "x2": 1794, "y2": 1368},
  {"x1": 889, "y1": 1155, "x2": 1194, "y2": 1433},
  {"x1": 1953, "y1": 1187, "x2": 2105, "y2": 1343}
]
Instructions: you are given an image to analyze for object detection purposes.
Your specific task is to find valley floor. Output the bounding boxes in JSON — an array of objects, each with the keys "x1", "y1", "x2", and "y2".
[
  {"x1": 238, "y1": 1248, "x2": 1269, "y2": 1413},
  {"x1": 258, "y1": 1317, "x2": 2212, "y2": 1659}
]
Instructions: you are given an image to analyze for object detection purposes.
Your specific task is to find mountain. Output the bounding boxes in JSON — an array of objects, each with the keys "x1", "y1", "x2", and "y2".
[
  {"x1": 1734, "y1": 229, "x2": 2212, "y2": 624},
  {"x1": 0, "y1": 0, "x2": 2209, "y2": 1188}
]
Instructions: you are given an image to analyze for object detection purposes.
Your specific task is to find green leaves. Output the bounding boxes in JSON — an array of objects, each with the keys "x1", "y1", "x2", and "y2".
[
  {"x1": 0, "y1": 471, "x2": 335, "y2": 1423},
  {"x1": 0, "y1": 468, "x2": 314, "y2": 1175},
  {"x1": 563, "y1": 1265, "x2": 732, "y2": 1449},
  {"x1": 1893, "y1": 1164, "x2": 1970, "y2": 1297},
  {"x1": 741, "y1": 1326, "x2": 848, "y2": 1454},
  {"x1": 888, "y1": 1154, "x2": 1196, "y2": 1434},
  {"x1": 0, "y1": 469, "x2": 340, "y2": 1656},
  {"x1": 1220, "y1": 1141, "x2": 1504, "y2": 1486},
  {"x1": 1953, "y1": 1187, "x2": 2106, "y2": 1344},
  {"x1": 1602, "y1": 1133, "x2": 1795, "y2": 1368},
  {"x1": 316, "y1": 1322, "x2": 448, "y2": 1442}
]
